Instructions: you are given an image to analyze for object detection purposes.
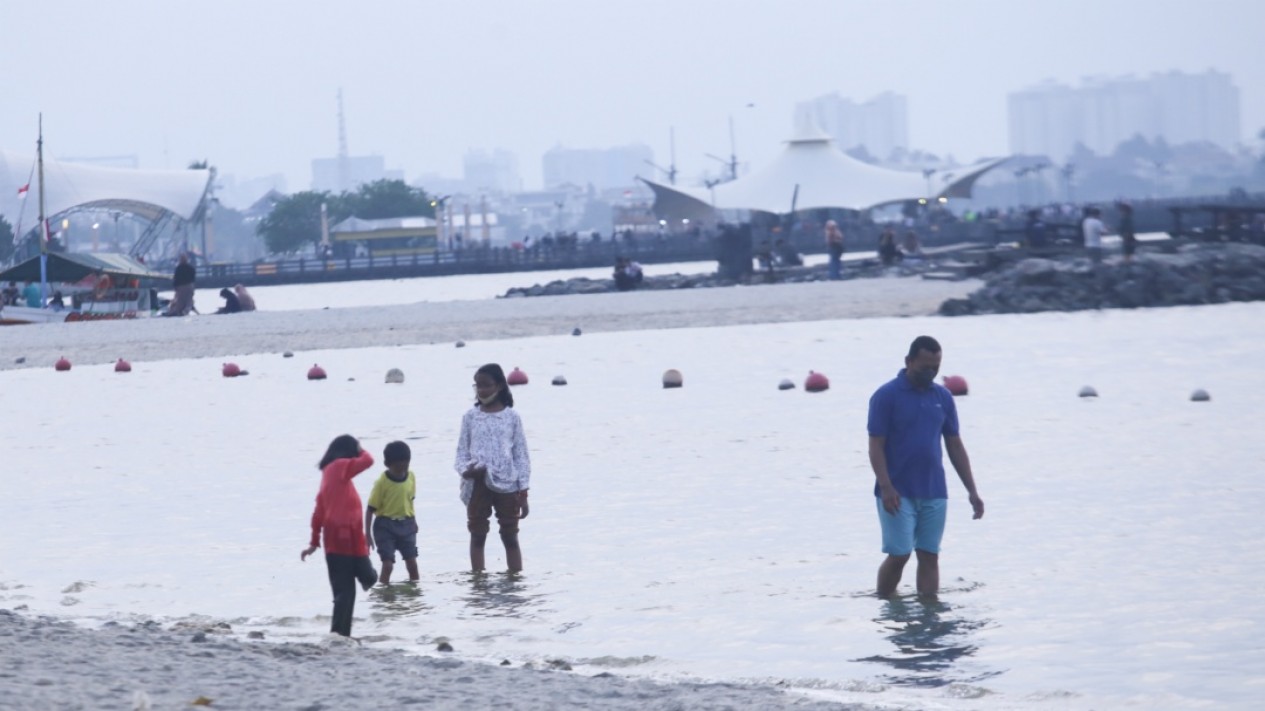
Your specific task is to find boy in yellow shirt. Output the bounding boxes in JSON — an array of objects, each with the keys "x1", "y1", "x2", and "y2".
[{"x1": 364, "y1": 441, "x2": 419, "y2": 584}]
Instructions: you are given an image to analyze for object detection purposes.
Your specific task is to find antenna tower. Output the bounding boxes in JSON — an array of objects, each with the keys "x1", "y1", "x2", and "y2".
[{"x1": 337, "y1": 89, "x2": 350, "y2": 192}]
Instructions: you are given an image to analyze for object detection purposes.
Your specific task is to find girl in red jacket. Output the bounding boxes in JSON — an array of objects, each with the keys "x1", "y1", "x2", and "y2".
[{"x1": 301, "y1": 434, "x2": 378, "y2": 637}]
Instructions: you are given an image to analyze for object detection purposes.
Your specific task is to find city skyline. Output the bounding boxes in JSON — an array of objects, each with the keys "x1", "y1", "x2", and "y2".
[{"x1": 2, "y1": 1, "x2": 1262, "y2": 198}]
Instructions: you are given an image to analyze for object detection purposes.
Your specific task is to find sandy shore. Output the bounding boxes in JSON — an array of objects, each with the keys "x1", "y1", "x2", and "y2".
[
  {"x1": 0, "y1": 276, "x2": 979, "y2": 371},
  {"x1": 0, "y1": 611, "x2": 866, "y2": 710}
]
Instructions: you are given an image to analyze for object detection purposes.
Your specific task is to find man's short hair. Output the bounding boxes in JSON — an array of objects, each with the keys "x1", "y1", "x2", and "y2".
[
  {"x1": 906, "y1": 335, "x2": 942, "y2": 359},
  {"x1": 383, "y1": 440, "x2": 411, "y2": 465}
]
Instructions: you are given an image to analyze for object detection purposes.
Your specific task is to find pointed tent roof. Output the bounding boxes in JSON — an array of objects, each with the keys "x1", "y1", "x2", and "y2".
[
  {"x1": 0, "y1": 251, "x2": 170, "y2": 284},
  {"x1": 641, "y1": 117, "x2": 1009, "y2": 215},
  {"x1": 0, "y1": 150, "x2": 212, "y2": 229}
]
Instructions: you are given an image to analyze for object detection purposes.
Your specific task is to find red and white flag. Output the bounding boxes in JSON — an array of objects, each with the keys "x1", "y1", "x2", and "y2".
[{"x1": 17, "y1": 183, "x2": 29, "y2": 198}]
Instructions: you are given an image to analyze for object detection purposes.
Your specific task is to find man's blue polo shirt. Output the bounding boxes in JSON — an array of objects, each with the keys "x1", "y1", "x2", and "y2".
[{"x1": 867, "y1": 369, "x2": 959, "y2": 499}]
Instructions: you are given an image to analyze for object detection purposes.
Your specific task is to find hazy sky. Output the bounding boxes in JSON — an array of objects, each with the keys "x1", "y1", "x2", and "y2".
[{"x1": 4, "y1": 0, "x2": 1262, "y2": 193}]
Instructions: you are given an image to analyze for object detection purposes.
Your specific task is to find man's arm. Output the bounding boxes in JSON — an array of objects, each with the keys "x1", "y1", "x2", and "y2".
[
  {"x1": 869, "y1": 436, "x2": 901, "y2": 514},
  {"x1": 944, "y1": 435, "x2": 984, "y2": 519}
]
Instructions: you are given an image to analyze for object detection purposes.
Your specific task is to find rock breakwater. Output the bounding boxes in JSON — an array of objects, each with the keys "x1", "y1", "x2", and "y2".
[{"x1": 939, "y1": 244, "x2": 1265, "y2": 316}]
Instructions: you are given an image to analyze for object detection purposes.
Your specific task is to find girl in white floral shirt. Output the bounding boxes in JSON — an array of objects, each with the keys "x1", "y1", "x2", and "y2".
[{"x1": 455, "y1": 363, "x2": 532, "y2": 572}]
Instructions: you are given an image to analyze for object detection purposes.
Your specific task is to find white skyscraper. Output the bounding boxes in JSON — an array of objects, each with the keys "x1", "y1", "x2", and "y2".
[
  {"x1": 1008, "y1": 70, "x2": 1241, "y2": 160},
  {"x1": 541, "y1": 143, "x2": 653, "y2": 190},
  {"x1": 463, "y1": 149, "x2": 522, "y2": 194},
  {"x1": 794, "y1": 91, "x2": 909, "y2": 160}
]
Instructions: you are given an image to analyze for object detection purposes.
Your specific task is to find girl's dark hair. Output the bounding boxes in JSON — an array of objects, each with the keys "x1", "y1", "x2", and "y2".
[
  {"x1": 475, "y1": 363, "x2": 514, "y2": 408},
  {"x1": 318, "y1": 434, "x2": 360, "y2": 469}
]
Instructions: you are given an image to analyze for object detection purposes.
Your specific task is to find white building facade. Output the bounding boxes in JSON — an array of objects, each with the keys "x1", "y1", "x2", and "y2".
[
  {"x1": 1008, "y1": 70, "x2": 1241, "y2": 159},
  {"x1": 794, "y1": 91, "x2": 909, "y2": 161},
  {"x1": 541, "y1": 143, "x2": 653, "y2": 191}
]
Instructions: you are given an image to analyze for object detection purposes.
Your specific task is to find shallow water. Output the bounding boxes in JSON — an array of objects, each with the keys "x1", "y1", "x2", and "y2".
[{"x1": 1, "y1": 299, "x2": 1261, "y2": 709}]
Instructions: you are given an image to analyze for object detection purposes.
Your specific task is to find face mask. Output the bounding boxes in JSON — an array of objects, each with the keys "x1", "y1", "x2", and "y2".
[
  {"x1": 910, "y1": 368, "x2": 938, "y2": 388},
  {"x1": 478, "y1": 391, "x2": 500, "y2": 406}
]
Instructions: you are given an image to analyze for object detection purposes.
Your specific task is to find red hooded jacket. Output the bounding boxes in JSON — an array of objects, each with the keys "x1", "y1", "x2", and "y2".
[{"x1": 308, "y1": 451, "x2": 375, "y2": 556}]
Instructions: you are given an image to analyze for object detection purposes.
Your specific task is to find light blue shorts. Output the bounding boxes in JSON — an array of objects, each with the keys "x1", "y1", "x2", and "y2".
[{"x1": 876, "y1": 497, "x2": 947, "y2": 556}]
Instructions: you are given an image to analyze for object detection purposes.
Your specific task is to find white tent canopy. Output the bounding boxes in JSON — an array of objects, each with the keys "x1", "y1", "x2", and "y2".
[
  {"x1": 642, "y1": 119, "x2": 1008, "y2": 216},
  {"x1": 0, "y1": 150, "x2": 212, "y2": 233}
]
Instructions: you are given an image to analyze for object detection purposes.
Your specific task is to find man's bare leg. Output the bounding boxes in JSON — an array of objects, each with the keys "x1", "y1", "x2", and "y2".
[
  {"x1": 404, "y1": 558, "x2": 419, "y2": 582},
  {"x1": 377, "y1": 560, "x2": 394, "y2": 585},
  {"x1": 914, "y1": 549, "x2": 939, "y2": 597},
  {"x1": 877, "y1": 554, "x2": 910, "y2": 597}
]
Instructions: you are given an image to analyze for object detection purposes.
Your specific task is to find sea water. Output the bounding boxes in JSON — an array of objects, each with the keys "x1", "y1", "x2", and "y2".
[{"x1": 1, "y1": 299, "x2": 1261, "y2": 710}]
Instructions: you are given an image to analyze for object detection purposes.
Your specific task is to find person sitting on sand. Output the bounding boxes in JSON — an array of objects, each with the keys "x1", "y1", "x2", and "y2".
[
  {"x1": 22, "y1": 281, "x2": 42, "y2": 308},
  {"x1": 613, "y1": 257, "x2": 636, "y2": 291},
  {"x1": 216, "y1": 287, "x2": 241, "y2": 314},
  {"x1": 774, "y1": 238, "x2": 802, "y2": 266},
  {"x1": 1, "y1": 281, "x2": 18, "y2": 306},
  {"x1": 234, "y1": 284, "x2": 257, "y2": 312},
  {"x1": 901, "y1": 231, "x2": 924, "y2": 260}
]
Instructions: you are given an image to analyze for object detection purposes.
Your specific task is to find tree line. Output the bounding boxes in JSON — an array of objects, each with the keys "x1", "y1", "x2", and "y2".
[{"x1": 257, "y1": 179, "x2": 435, "y2": 255}]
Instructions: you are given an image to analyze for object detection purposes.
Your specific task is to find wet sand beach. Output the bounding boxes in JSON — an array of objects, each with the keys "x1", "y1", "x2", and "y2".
[{"x1": 1, "y1": 276, "x2": 979, "y2": 371}]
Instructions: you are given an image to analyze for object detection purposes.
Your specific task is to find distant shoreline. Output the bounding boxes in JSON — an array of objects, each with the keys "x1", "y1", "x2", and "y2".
[{"x1": 0, "y1": 277, "x2": 979, "y2": 372}]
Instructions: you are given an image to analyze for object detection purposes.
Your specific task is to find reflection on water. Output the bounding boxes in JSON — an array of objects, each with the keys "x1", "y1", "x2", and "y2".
[
  {"x1": 855, "y1": 596, "x2": 999, "y2": 688},
  {"x1": 367, "y1": 582, "x2": 432, "y2": 622},
  {"x1": 456, "y1": 572, "x2": 546, "y2": 620}
]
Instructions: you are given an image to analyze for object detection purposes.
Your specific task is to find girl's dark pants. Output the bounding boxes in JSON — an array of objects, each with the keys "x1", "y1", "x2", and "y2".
[{"x1": 325, "y1": 553, "x2": 377, "y2": 636}]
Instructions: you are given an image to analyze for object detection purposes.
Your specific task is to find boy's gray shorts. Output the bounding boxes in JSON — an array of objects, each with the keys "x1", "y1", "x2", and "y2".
[{"x1": 372, "y1": 517, "x2": 418, "y2": 562}]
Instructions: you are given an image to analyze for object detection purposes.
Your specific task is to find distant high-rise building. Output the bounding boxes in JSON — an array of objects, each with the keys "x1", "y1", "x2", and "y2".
[
  {"x1": 311, "y1": 155, "x2": 402, "y2": 193},
  {"x1": 1008, "y1": 70, "x2": 1241, "y2": 160},
  {"x1": 794, "y1": 91, "x2": 909, "y2": 161},
  {"x1": 542, "y1": 143, "x2": 653, "y2": 190},
  {"x1": 464, "y1": 149, "x2": 522, "y2": 194}
]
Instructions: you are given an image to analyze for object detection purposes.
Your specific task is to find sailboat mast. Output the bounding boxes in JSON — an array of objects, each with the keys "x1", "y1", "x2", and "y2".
[
  {"x1": 37, "y1": 113, "x2": 49, "y2": 305},
  {"x1": 37, "y1": 114, "x2": 47, "y2": 255}
]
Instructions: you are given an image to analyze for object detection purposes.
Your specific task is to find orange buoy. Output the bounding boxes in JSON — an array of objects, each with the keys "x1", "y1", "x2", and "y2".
[
  {"x1": 507, "y1": 367, "x2": 528, "y2": 385},
  {"x1": 54, "y1": 356, "x2": 72, "y2": 372},
  {"x1": 942, "y1": 375, "x2": 968, "y2": 396},
  {"x1": 114, "y1": 358, "x2": 132, "y2": 373},
  {"x1": 307, "y1": 364, "x2": 327, "y2": 380},
  {"x1": 222, "y1": 362, "x2": 242, "y2": 378},
  {"x1": 804, "y1": 371, "x2": 829, "y2": 392}
]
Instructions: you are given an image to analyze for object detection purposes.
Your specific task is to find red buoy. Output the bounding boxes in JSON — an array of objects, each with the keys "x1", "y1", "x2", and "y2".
[
  {"x1": 307, "y1": 364, "x2": 327, "y2": 380},
  {"x1": 54, "y1": 356, "x2": 71, "y2": 372},
  {"x1": 804, "y1": 371, "x2": 829, "y2": 392},
  {"x1": 114, "y1": 358, "x2": 132, "y2": 373},
  {"x1": 222, "y1": 362, "x2": 242, "y2": 378},
  {"x1": 507, "y1": 367, "x2": 528, "y2": 385},
  {"x1": 942, "y1": 375, "x2": 969, "y2": 396}
]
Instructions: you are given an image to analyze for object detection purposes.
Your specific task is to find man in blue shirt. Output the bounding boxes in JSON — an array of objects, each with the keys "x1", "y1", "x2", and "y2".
[{"x1": 867, "y1": 335, "x2": 984, "y2": 598}]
